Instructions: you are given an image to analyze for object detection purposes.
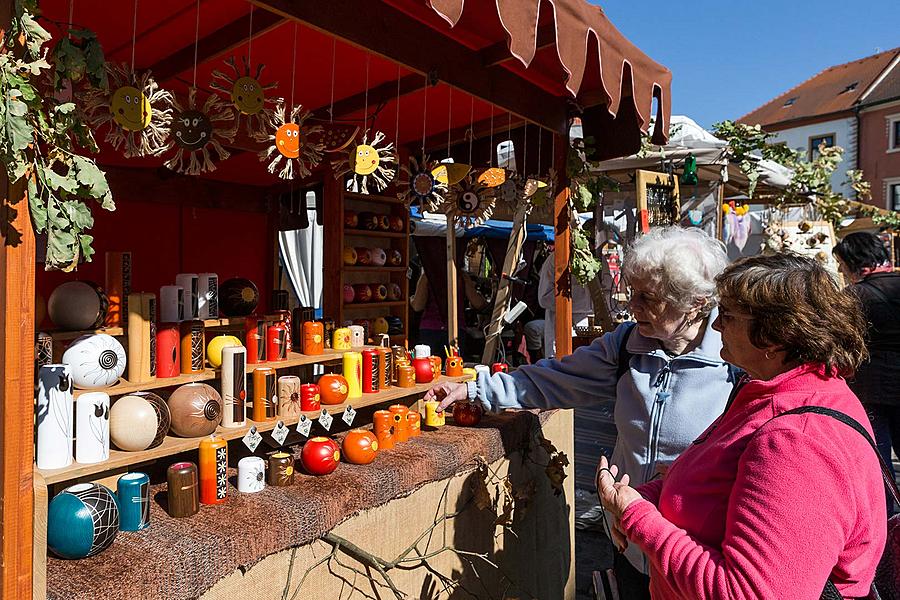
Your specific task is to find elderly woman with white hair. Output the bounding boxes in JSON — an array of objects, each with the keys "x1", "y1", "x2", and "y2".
[{"x1": 425, "y1": 226, "x2": 736, "y2": 599}]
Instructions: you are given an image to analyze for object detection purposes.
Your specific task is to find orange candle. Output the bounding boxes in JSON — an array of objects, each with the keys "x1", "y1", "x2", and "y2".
[
  {"x1": 389, "y1": 405, "x2": 410, "y2": 443},
  {"x1": 198, "y1": 434, "x2": 227, "y2": 505},
  {"x1": 252, "y1": 368, "x2": 277, "y2": 421},
  {"x1": 302, "y1": 320, "x2": 325, "y2": 355},
  {"x1": 406, "y1": 411, "x2": 421, "y2": 437}
]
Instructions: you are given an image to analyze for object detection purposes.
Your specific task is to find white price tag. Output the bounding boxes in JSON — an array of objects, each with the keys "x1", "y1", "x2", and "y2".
[
  {"x1": 242, "y1": 426, "x2": 263, "y2": 452},
  {"x1": 318, "y1": 408, "x2": 333, "y2": 431},
  {"x1": 342, "y1": 405, "x2": 356, "y2": 427},
  {"x1": 296, "y1": 415, "x2": 312, "y2": 437},
  {"x1": 271, "y1": 420, "x2": 289, "y2": 445}
]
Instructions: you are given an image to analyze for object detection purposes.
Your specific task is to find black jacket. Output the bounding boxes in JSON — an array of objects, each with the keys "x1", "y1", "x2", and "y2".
[{"x1": 849, "y1": 272, "x2": 900, "y2": 404}]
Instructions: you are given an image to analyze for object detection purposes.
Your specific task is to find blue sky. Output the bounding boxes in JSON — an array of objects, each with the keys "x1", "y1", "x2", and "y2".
[{"x1": 597, "y1": 1, "x2": 900, "y2": 129}]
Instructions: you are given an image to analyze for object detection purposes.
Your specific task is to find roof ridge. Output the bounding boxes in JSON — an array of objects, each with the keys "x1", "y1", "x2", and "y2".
[{"x1": 737, "y1": 47, "x2": 900, "y2": 125}]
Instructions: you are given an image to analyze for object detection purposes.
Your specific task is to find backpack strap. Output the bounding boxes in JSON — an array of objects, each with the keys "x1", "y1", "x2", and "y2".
[{"x1": 615, "y1": 322, "x2": 637, "y2": 382}]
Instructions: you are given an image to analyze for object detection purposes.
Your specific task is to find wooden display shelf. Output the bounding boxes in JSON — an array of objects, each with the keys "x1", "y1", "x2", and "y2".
[
  {"x1": 39, "y1": 375, "x2": 468, "y2": 484},
  {"x1": 343, "y1": 191, "x2": 405, "y2": 205},
  {"x1": 71, "y1": 351, "x2": 351, "y2": 399},
  {"x1": 343, "y1": 301, "x2": 406, "y2": 308},
  {"x1": 343, "y1": 266, "x2": 407, "y2": 272},
  {"x1": 203, "y1": 317, "x2": 246, "y2": 328},
  {"x1": 46, "y1": 327, "x2": 125, "y2": 341},
  {"x1": 343, "y1": 229, "x2": 406, "y2": 239}
]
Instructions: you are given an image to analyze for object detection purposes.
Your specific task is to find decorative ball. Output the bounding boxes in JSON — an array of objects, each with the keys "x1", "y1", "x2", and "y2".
[
  {"x1": 385, "y1": 316, "x2": 403, "y2": 335},
  {"x1": 372, "y1": 284, "x2": 388, "y2": 302},
  {"x1": 167, "y1": 383, "x2": 223, "y2": 437},
  {"x1": 376, "y1": 215, "x2": 391, "y2": 231},
  {"x1": 388, "y1": 215, "x2": 404, "y2": 232},
  {"x1": 343, "y1": 247, "x2": 358, "y2": 266},
  {"x1": 387, "y1": 249, "x2": 403, "y2": 266},
  {"x1": 358, "y1": 212, "x2": 378, "y2": 230},
  {"x1": 206, "y1": 335, "x2": 242, "y2": 368},
  {"x1": 370, "y1": 248, "x2": 387, "y2": 267},
  {"x1": 344, "y1": 210, "x2": 358, "y2": 228},
  {"x1": 62, "y1": 334, "x2": 126, "y2": 389},
  {"x1": 300, "y1": 437, "x2": 340, "y2": 475},
  {"x1": 353, "y1": 284, "x2": 372, "y2": 303},
  {"x1": 343, "y1": 284, "x2": 356, "y2": 304},
  {"x1": 110, "y1": 392, "x2": 170, "y2": 451},
  {"x1": 342, "y1": 429, "x2": 379, "y2": 465},
  {"x1": 47, "y1": 483, "x2": 119, "y2": 559},
  {"x1": 218, "y1": 278, "x2": 259, "y2": 317},
  {"x1": 372, "y1": 317, "x2": 389, "y2": 335},
  {"x1": 387, "y1": 283, "x2": 403, "y2": 301},
  {"x1": 355, "y1": 247, "x2": 373, "y2": 266},
  {"x1": 48, "y1": 281, "x2": 109, "y2": 331},
  {"x1": 318, "y1": 373, "x2": 349, "y2": 405}
]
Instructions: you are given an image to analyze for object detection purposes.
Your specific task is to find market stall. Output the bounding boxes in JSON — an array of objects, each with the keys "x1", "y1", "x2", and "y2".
[{"x1": 0, "y1": 1, "x2": 671, "y2": 597}]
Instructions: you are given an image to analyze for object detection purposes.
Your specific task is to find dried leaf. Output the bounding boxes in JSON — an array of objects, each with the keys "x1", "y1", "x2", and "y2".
[{"x1": 472, "y1": 461, "x2": 493, "y2": 511}]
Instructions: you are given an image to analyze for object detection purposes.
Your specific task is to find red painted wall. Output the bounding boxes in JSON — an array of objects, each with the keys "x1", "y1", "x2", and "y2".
[
  {"x1": 859, "y1": 102, "x2": 900, "y2": 209},
  {"x1": 35, "y1": 187, "x2": 270, "y2": 329}
]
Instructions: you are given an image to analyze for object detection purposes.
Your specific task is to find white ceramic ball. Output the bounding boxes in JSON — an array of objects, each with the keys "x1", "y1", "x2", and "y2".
[
  {"x1": 62, "y1": 334, "x2": 126, "y2": 389},
  {"x1": 109, "y1": 395, "x2": 159, "y2": 451}
]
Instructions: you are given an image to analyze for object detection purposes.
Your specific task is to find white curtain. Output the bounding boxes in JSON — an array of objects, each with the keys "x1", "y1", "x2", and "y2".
[{"x1": 278, "y1": 208, "x2": 323, "y2": 309}]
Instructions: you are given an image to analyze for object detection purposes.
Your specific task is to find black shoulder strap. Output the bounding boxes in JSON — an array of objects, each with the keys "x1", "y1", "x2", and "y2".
[
  {"x1": 615, "y1": 322, "x2": 637, "y2": 381},
  {"x1": 766, "y1": 406, "x2": 900, "y2": 505}
]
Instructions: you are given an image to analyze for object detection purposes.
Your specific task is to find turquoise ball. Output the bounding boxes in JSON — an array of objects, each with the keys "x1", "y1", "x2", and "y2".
[{"x1": 47, "y1": 483, "x2": 120, "y2": 559}]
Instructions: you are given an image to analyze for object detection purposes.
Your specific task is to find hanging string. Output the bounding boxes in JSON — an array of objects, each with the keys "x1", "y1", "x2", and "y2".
[
  {"x1": 289, "y1": 23, "x2": 297, "y2": 110},
  {"x1": 67, "y1": 0, "x2": 74, "y2": 38},
  {"x1": 328, "y1": 38, "x2": 336, "y2": 123},
  {"x1": 522, "y1": 121, "x2": 528, "y2": 176},
  {"x1": 191, "y1": 0, "x2": 200, "y2": 88},
  {"x1": 394, "y1": 63, "x2": 401, "y2": 148},
  {"x1": 421, "y1": 79, "x2": 428, "y2": 156},
  {"x1": 363, "y1": 53, "x2": 370, "y2": 131},
  {"x1": 537, "y1": 126, "x2": 542, "y2": 176},
  {"x1": 468, "y1": 95, "x2": 474, "y2": 166},
  {"x1": 130, "y1": 0, "x2": 138, "y2": 73},
  {"x1": 247, "y1": 5, "x2": 254, "y2": 65},
  {"x1": 489, "y1": 108, "x2": 494, "y2": 167},
  {"x1": 446, "y1": 88, "x2": 452, "y2": 159}
]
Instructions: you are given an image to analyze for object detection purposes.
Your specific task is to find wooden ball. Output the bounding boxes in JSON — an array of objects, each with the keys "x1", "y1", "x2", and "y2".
[
  {"x1": 167, "y1": 383, "x2": 223, "y2": 437},
  {"x1": 110, "y1": 392, "x2": 170, "y2": 451}
]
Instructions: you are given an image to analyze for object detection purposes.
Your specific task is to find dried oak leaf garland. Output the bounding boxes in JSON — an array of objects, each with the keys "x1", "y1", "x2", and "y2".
[
  {"x1": 162, "y1": 87, "x2": 237, "y2": 175},
  {"x1": 82, "y1": 63, "x2": 172, "y2": 158}
]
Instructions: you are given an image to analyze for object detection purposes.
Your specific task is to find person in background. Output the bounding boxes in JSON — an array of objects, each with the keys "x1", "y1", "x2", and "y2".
[
  {"x1": 834, "y1": 232, "x2": 900, "y2": 508},
  {"x1": 426, "y1": 226, "x2": 734, "y2": 598},
  {"x1": 538, "y1": 243, "x2": 593, "y2": 358},
  {"x1": 597, "y1": 253, "x2": 886, "y2": 599}
]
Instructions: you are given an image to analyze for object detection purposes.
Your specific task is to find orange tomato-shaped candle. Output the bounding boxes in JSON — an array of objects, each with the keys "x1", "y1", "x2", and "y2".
[
  {"x1": 342, "y1": 429, "x2": 379, "y2": 465},
  {"x1": 318, "y1": 373, "x2": 349, "y2": 405},
  {"x1": 302, "y1": 320, "x2": 324, "y2": 355},
  {"x1": 300, "y1": 437, "x2": 340, "y2": 475}
]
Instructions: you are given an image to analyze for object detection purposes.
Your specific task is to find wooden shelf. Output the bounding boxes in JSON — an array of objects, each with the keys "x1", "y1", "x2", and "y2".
[
  {"x1": 39, "y1": 375, "x2": 468, "y2": 484},
  {"x1": 344, "y1": 192, "x2": 404, "y2": 205},
  {"x1": 343, "y1": 266, "x2": 407, "y2": 272},
  {"x1": 46, "y1": 327, "x2": 125, "y2": 341},
  {"x1": 72, "y1": 350, "x2": 351, "y2": 398},
  {"x1": 203, "y1": 317, "x2": 246, "y2": 328},
  {"x1": 343, "y1": 301, "x2": 406, "y2": 309},
  {"x1": 344, "y1": 229, "x2": 406, "y2": 239}
]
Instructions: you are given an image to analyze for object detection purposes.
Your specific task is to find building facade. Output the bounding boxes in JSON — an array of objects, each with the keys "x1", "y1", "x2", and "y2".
[{"x1": 857, "y1": 53, "x2": 900, "y2": 210}]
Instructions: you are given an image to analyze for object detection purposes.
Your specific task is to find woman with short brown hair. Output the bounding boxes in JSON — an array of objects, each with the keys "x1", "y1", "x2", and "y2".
[{"x1": 597, "y1": 253, "x2": 887, "y2": 599}]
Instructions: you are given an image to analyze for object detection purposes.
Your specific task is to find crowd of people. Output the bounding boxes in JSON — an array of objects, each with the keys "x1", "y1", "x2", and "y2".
[{"x1": 423, "y1": 226, "x2": 897, "y2": 599}]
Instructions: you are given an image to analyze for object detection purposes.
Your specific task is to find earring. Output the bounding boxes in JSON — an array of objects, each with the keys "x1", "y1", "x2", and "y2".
[{"x1": 764, "y1": 350, "x2": 776, "y2": 360}]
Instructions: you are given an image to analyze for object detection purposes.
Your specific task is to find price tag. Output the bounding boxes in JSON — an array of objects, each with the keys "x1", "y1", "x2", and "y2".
[
  {"x1": 296, "y1": 415, "x2": 312, "y2": 437},
  {"x1": 342, "y1": 405, "x2": 356, "y2": 427},
  {"x1": 318, "y1": 408, "x2": 333, "y2": 431},
  {"x1": 242, "y1": 426, "x2": 263, "y2": 452},
  {"x1": 271, "y1": 420, "x2": 289, "y2": 445}
]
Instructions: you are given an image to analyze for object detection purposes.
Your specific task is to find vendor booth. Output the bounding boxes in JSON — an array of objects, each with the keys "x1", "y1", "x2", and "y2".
[{"x1": 0, "y1": 1, "x2": 671, "y2": 598}]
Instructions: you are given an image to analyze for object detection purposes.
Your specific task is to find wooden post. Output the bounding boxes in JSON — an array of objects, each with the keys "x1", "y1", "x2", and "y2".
[
  {"x1": 445, "y1": 225, "x2": 459, "y2": 348},
  {"x1": 481, "y1": 201, "x2": 529, "y2": 364},
  {"x1": 553, "y1": 133, "x2": 573, "y2": 357}
]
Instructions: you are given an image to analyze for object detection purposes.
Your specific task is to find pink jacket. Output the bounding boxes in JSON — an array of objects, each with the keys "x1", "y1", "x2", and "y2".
[{"x1": 620, "y1": 363, "x2": 887, "y2": 599}]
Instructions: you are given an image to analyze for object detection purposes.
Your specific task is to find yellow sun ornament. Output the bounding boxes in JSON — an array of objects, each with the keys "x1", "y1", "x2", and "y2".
[
  {"x1": 431, "y1": 162, "x2": 471, "y2": 186},
  {"x1": 254, "y1": 101, "x2": 324, "y2": 180},
  {"x1": 397, "y1": 154, "x2": 448, "y2": 210},
  {"x1": 83, "y1": 63, "x2": 173, "y2": 158},
  {"x1": 441, "y1": 174, "x2": 495, "y2": 228},
  {"x1": 332, "y1": 130, "x2": 397, "y2": 194},
  {"x1": 210, "y1": 56, "x2": 277, "y2": 136},
  {"x1": 162, "y1": 87, "x2": 237, "y2": 175}
]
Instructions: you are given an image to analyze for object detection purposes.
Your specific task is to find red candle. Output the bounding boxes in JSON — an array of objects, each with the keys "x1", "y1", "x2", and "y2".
[
  {"x1": 244, "y1": 316, "x2": 265, "y2": 364},
  {"x1": 491, "y1": 362, "x2": 509, "y2": 374},
  {"x1": 300, "y1": 383, "x2": 321, "y2": 411},
  {"x1": 362, "y1": 349, "x2": 380, "y2": 393},
  {"x1": 267, "y1": 323, "x2": 287, "y2": 362}
]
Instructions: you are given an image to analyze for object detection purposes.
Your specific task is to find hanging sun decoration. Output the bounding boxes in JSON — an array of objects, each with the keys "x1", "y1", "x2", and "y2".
[
  {"x1": 83, "y1": 63, "x2": 173, "y2": 158},
  {"x1": 332, "y1": 130, "x2": 397, "y2": 194},
  {"x1": 442, "y1": 174, "x2": 495, "y2": 228},
  {"x1": 210, "y1": 56, "x2": 276, "y2": 136},
  {"x1": 477, "y1": 167, "x2": 507, "y2": 188},
  {"x1": 496, "y1": 170, "x2": 526, "y2": 208},
  {"x1": 162, "y1": 87, "x2": 237, "y2": 175},
  {"x1": 255, "y1": 101, "x2": 325, "y2": 180},
  {"x1": 431, "y1": 162, "x2": 471, "y2": 186},
  {"x1": 398, "y1": 154, "x2": 448, "y2": 210}
]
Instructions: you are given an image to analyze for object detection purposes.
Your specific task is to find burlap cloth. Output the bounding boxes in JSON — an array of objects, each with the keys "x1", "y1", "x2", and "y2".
[{"x1": 47, "y1": 410, "x2": 552, "y2": 600}]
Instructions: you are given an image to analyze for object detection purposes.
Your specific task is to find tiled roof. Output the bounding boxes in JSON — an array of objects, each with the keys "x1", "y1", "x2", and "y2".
[{"x1": 738, "y1": 48, "x2": 900, "y2": 127}]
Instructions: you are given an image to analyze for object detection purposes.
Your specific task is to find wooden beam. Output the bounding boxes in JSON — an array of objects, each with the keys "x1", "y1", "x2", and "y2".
[
  {"x1": 553, "y1": 133, "x2": 573, "y2": 357},
  {"x1": 152, "y1": 10, "x2": 284, "y2": 82},
  {"x1": 479, "y1": 24, "x2": 557, "y2": 68},
  {"x1": 422, "y1": 114, "x2": 526, "y2": 156},
  {"x1": 250, "y1": 0, "x2": 567, "y2": 134},
  {"x1": 322, "y1": 73, "x2": 423, "y2": 121}
]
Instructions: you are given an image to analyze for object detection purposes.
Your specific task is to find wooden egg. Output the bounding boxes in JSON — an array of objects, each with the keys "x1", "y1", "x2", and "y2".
[
  {"x1": 343, "y1": 284, "x2": 356, "y2": 304},
  {"x1": 109, "y1": 392, "x2": 170, "y2": 451},
  {"x1": 376, "y1": 215, "x2": 391, "y2": 231},
  {"x1": 358, "y1": 212, "x2": 378, "y2": 230},
  {"x1": 47, "y1": 281, "x2": 109, "y2": 331},
  {"x1": 372, "y1": 317, "x2": 389, "y2": 335},
  {"x1": 370, "y1": 247, "x2": 387, "y2": 266},
  {"x1": 355, "y1": 247, "x2": 373, "y2": 266},
  {"x1": 344, "y1": 210, "x2": 358, "y2": 228},
  {"x1": 388, "y1": 215, "x2": 404, "y2": 232},
  {"x1": 166, "y1": 383, "x2": 223, "y2": 437},
  {"x1": 343, "y1": 247, "x2": 358, "y2": 266},
  {"x1": 387, "y1": 249, "x2": 403, "y2": 266},
  {"x1": 318, "y1": 373, "x2": 349, "y2": 405},
  {"x1": 218, "y1": 278, "x2": 259, "y2": 317},
  {"x1": 62, "y1": 333, "x2": 126, "y2": 389},
  {"x1": 387, "y1": 283, "x2": 403, "y2": 301},
  {"x1": 372, "y1": 284, "x2": 388, "y2": 302},
  {"x1": 353, "y1": 284, "x2": 372, "y2": 303},
  {"x1": 206, "y1": 335, "x2": 242, "y2": 368}
]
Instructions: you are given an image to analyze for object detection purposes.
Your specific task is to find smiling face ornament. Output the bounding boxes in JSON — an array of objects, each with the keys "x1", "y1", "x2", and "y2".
[
  {"x1": 275, "y1": 123, "x2": 300, "y2": 159},
  {"x1": 232, "y1": 76, "x2": 264, "y2": 115},
  {"x1": 255, "y1": 101, "x2": 324, "y2": 181},
  {"x1": 211, "y1": 57, "x2": 277, "y2": 136},
  {"x1": 332, "y1": 130, "x2": 396, "y2": 194},
  {"x1": 162, "y1": 87, "x2": 237, "y2": 175},
  {"x1": 110, "y1": 86, "x2": 152, "y2": 131},
  {"x1": 173, "y1": 110, "x2": 213, "y2": 151}
]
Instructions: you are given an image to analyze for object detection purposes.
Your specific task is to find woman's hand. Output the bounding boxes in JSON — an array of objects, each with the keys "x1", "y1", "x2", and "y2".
[
  {"x1": 596, "y1": 456, "x2": 643, "y2": 521},
  {"x1": 423, "y1": 382, "x2": 468, "y2": 412}
]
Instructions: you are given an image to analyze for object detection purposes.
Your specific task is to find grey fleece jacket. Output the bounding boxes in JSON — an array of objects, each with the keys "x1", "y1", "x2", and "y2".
[{"x1": 473, "y1": 311, "x2": 735, "y2": 571}]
